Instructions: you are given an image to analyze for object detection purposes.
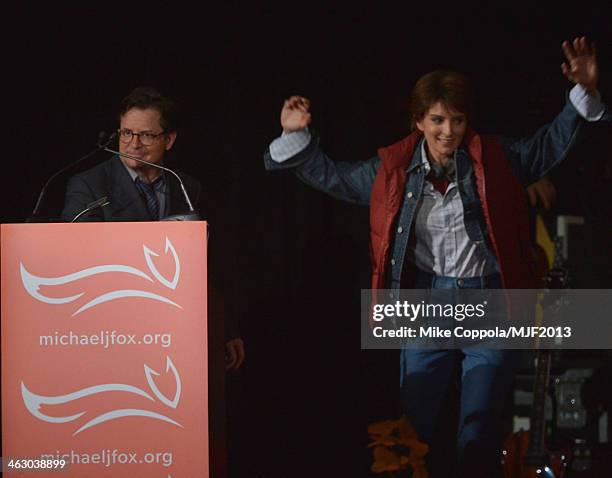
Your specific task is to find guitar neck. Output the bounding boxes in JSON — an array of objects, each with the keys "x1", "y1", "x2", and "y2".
[
  {"x1": 526, "y1": 348, "x2": 552, "y2": 460},
  {"x1": 528, "y1": 237, "x2": 567, "y2": 458}
]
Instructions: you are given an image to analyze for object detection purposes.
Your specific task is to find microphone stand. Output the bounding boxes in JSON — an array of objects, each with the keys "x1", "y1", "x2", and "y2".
[
  {"x1": 26, "y1": 132, "x2": 116, "y2": 222},
  {"x1": 104, "y1": 147, "x2": 201, "y2": 221}
]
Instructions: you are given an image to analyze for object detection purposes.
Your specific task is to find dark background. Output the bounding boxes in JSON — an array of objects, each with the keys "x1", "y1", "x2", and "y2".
[{"x1": 4, "y1": 4, "x2": 612, "y2": 477}]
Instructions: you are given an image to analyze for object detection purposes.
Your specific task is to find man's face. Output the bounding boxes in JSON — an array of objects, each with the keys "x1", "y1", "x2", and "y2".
[
  {"x1": 415, "y1": 101, "x2": 467, "y2": 163},
  {"x1": 118, "y1": 107, "x2": 176, "y2": 171}
]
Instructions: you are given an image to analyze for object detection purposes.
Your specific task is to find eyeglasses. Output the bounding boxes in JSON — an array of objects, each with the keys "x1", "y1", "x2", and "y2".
[{"x1": 117, "y1": 128, "x2": 166, "y2": 146}]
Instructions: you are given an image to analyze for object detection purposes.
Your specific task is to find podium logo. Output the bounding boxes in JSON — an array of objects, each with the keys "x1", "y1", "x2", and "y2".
[
  {"x1": 21, "y1": 356, "x2": 183, "y2": 436},
  {"x1": 19, "y1": 237, "x2": 181, "y2": 315}
]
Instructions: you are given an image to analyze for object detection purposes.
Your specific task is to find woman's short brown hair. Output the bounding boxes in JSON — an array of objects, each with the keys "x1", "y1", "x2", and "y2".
[{"x1": 409, "y1": 69, "x2": 474, "y2": 130}]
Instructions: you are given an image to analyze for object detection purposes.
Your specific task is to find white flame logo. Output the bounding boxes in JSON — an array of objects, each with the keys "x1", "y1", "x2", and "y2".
[
  {"x1": 21, "y1": 356, "x2": 182, "y2": 435},
  {"x1": 20, "y1": 237, "x2": 181, "y2": 315}
]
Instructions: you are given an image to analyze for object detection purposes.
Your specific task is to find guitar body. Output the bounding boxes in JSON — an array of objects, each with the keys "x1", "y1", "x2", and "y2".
[{"x1": 502, "y1": 430, "x2": 570, "y2": 478}]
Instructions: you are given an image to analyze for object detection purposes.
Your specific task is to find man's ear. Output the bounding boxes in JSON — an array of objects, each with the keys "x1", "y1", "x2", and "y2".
[
  {"x1": 415, "y1": 119, "x2": 424, "y2": 132},
  {"x1": 165, "y1": 132, "x2": 177, "y2": 151}
]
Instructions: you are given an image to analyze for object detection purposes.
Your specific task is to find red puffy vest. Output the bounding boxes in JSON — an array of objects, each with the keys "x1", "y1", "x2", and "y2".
[{"x1": 369, "y1": 129, "x2": 538, "y2": 290}]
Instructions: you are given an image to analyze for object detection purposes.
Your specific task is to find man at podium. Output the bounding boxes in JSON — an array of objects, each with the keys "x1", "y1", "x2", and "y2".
[
  {"x1": 60, "y1": 86, "x2": 245, "y2": 370},
  {"x1": 61, "y1": 86, "x2": 199, "y2": 223}
]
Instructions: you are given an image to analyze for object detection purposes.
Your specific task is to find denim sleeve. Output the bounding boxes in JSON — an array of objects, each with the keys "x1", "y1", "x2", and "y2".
[
  {"x1": 264, "y1": 131, "x2": 380, "y2": 205},
  {"x1": 499, "y1": 87, "x2": 612, "y2": 186},
  {"x1": 499, "y1": 100, "x2": 584, "y2": 186}
]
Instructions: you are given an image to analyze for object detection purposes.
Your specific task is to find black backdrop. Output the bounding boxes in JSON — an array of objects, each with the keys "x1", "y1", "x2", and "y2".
[{"x1": 5, "y1": 4, "x2": 612, "y2": 477}]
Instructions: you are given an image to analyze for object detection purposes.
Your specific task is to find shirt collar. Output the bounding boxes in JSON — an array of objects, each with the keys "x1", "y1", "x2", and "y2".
[
  {"x1": 404, "y1": 137, "x2": 426, "y2": 173},
  {"x1": 411, "y1": 139, "x2": 457, "y2": 180},
  {"x1": 119, "y1": 156, "x2": 165, "y2": 187},
  {"x1": 419, "y1": 140, "x2": 431, "y2": 174}
]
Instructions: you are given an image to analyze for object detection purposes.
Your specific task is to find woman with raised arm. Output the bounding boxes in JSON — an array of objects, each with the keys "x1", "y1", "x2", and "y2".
[{"x1": 264, "y1": 37, "x2": 606, "y2": 476}]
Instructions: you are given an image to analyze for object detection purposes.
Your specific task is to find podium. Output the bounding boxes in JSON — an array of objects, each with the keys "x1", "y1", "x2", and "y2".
[{"x1": 1, "y1": 221, "x2": 217, "y2": 477}]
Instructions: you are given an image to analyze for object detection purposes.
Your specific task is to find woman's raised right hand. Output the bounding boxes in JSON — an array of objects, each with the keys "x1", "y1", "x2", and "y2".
[{"x1": 281, "y1": 95, "x2": 311, "y2": 133}]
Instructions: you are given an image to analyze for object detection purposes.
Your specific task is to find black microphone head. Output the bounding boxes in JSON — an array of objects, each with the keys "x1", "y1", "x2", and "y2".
[
  {"x1": 97, "y1": 131, "x2": 117, "y2": 148},
  {"x1": 97, "y1": 131, "x2": 108, "y2": 148}
]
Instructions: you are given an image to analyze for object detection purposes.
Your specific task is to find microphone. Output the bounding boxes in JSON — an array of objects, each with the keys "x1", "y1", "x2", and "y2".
[
  {"x1": 27, "y1": 131, "x2": 117, "y2": 222},
  {"x1": 103, "y1": 147, "x2": 200, "y2": 221},
  {"x1": 97, "y1": 131, "x2": 113, "y2": 148},
  {"x1": 71, "y1": 196, "x2": 110, "y2": 222}
]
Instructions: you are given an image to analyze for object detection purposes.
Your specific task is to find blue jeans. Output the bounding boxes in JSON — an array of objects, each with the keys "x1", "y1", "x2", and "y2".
[{"x1": 400, "y1": 270, "x2": 517, "y2": 477}]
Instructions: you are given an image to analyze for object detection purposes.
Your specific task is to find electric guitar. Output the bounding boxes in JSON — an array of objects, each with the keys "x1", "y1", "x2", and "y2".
[{"x1": 502, "y1": 241, "x2": 571, "y2": 478}]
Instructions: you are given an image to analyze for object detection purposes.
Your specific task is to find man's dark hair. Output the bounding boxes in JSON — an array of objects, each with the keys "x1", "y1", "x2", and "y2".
[
  {"x1": 119, "y1": 86, "x2": 179, "y2": 132},
  {"x1": 409, "y1": 69, "x2": 474, "y2": 130}
]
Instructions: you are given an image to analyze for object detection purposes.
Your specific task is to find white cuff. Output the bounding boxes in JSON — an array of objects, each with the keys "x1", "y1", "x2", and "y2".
[
  {"x1": 569, "y1": 84, "x2": 604, "y2": 121},
  {"x1": 269, "y1": 128, "x2": 312, "y2": 163}
]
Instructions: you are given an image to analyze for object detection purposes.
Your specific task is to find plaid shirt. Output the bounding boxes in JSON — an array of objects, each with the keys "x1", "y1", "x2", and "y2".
[{"x1": 409, "y1": 142, "x2": 498, "y2": 277}]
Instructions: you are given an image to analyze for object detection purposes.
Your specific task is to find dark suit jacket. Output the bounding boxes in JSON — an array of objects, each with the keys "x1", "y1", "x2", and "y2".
[
  {"x1": 61, "y1": 155, "x2": 201, "y2": 222},
  {"x1": 60, "y1": 156, "x2": 238, "y2": 339}
]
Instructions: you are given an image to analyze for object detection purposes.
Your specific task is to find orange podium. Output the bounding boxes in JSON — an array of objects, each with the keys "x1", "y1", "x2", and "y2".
[{"x1": 1, "y1": 221, "x2": 210, "y2": 477}]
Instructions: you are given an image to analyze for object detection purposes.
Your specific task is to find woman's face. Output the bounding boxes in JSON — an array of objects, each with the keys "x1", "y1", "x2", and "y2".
[{"x1": 416, "y1": 101, "x2": 467, "y2": 163}]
